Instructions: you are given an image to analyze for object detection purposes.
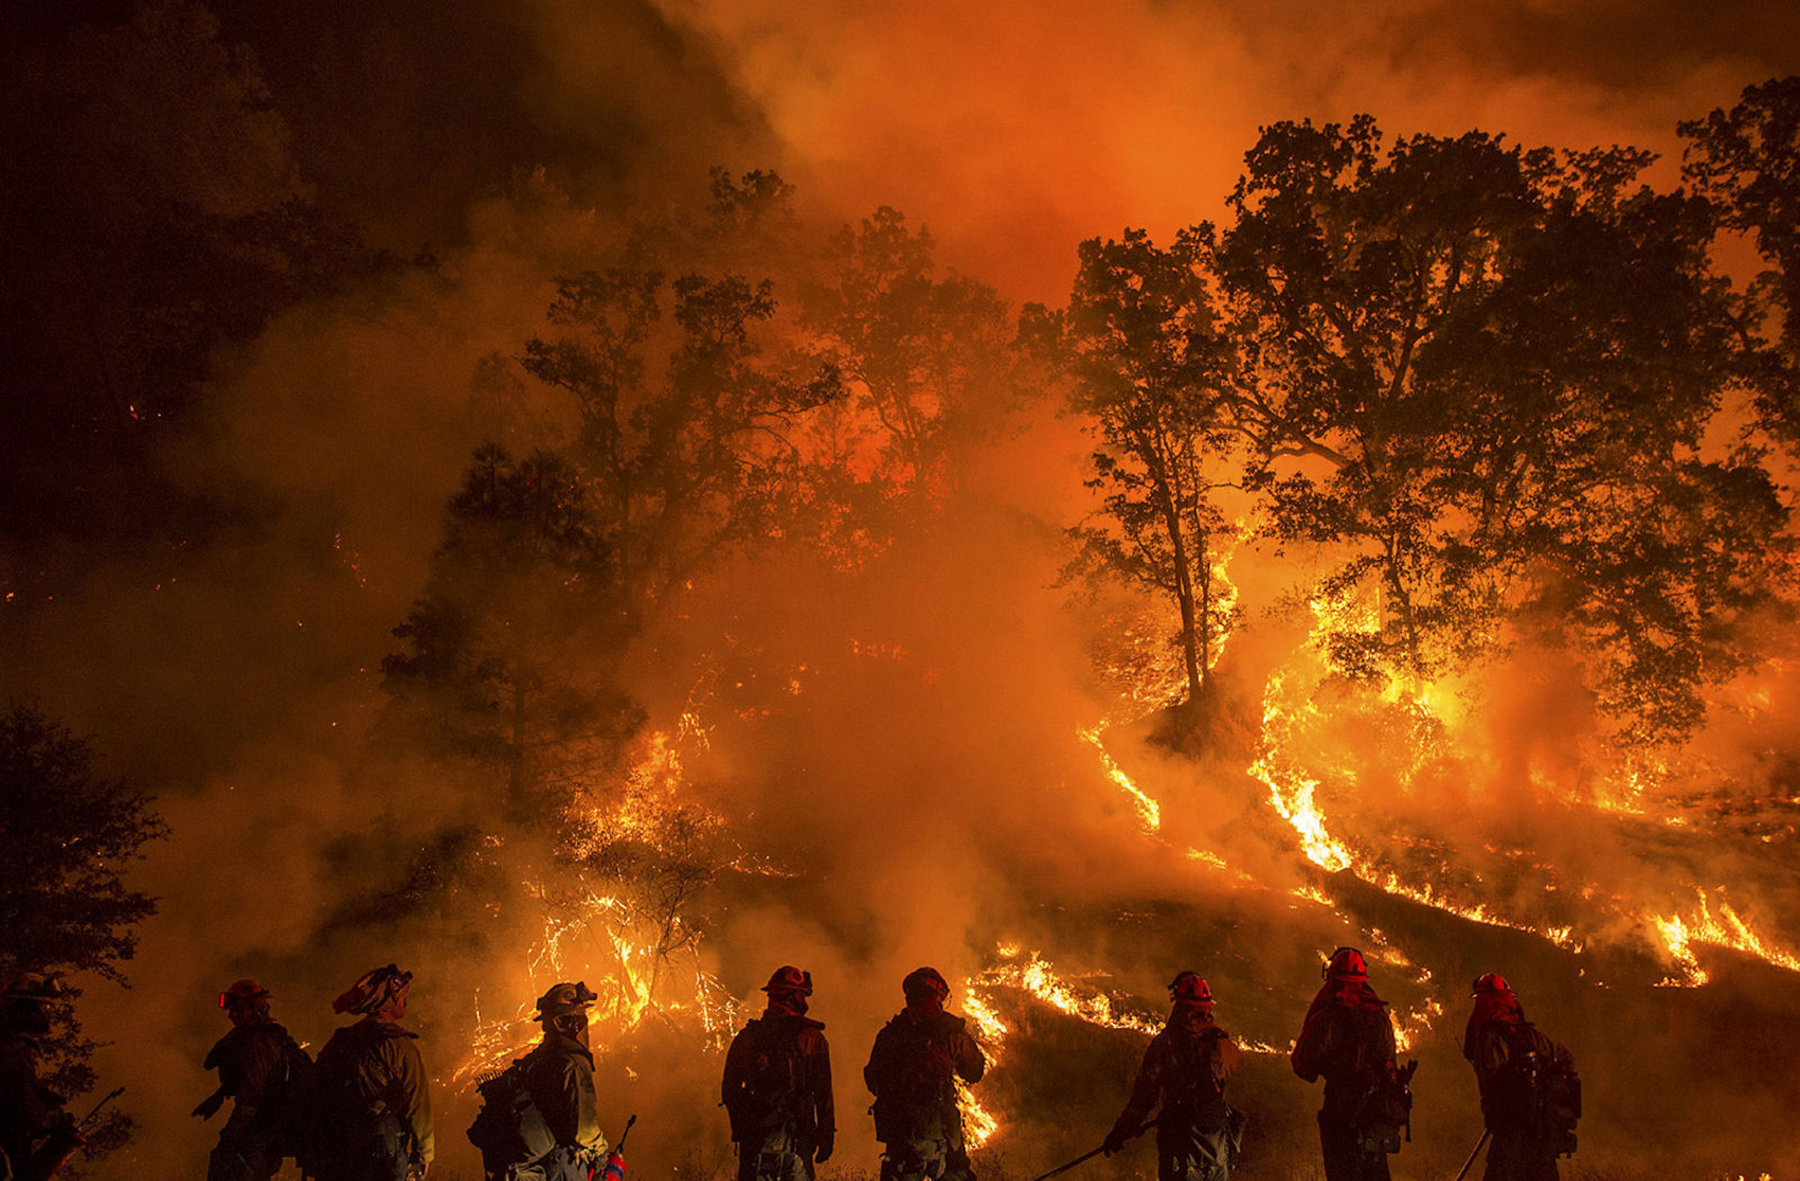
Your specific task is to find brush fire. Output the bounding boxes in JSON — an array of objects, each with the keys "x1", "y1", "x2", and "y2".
[{"x1": 6, "y1": 6, "x2": 1800, "y2": 1181}]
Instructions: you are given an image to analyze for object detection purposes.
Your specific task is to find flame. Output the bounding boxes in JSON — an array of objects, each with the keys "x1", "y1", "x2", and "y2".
[
  {"x1": 458, "y1": 727, "x2": 751, "y2": 1088},
  {"x1": 1080, "y1": 724, "x2": 1161, "y2": 832},
  {"x1": 1083, "y1": 722, "x2": 1250, "y2": 879},
  {"x1": 1239, "y1": 581, "x2": 1800, "y2": 995},
  {"x1": 1653, "y1": 891, "x2": 1800, "y2": 986},
  {"x1": 958, "y1": 1083, "x2": 999, "y2": 1150},
  {"x1": 1251, "y1": 671, "x2": 1355, "y2": 873},
  {"x1": 971, "y1": 950, "x2": 1163, "y2": 1037},
  {"x1": 1391, "y1": 998, "x2": 1443, "y2": 1054},
  {"x1": 966, "y1": 949, "x2": 1292, "y2": 1063},
  {"x1": 1251, "y1": 598, "x2": 1588, "y2": 953}
]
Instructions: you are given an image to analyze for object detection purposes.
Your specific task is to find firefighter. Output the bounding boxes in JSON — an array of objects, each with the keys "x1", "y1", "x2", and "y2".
[
  {"x1": 0, "y1": 975, "x2": 82, "y2": 1181},
  {"x1": 1103, "y1": 972, "x2": 1247, "y2": 1181},
  {"x1": 722, "y1": 967, "x2": 835, "y2": 1181},
  {"x1": 305, "y1": 964, "x2": 433, "y2": 1181},
  {"x1": 864, "y1": 967, "x2": 985, "y2": 1181},
  {"x1": 194, "y1": 979, "x2": 307, "y2": 1181},
  {"x1": 1291, "y1": 948, "x2": 1398, "y2": 1181},
  {"x1": 513, "y1": 981, "x2": 610, "y2": 1181},
  {"x1": 1463, "y1": 974, "x2": 1577, "y2": 1181}
]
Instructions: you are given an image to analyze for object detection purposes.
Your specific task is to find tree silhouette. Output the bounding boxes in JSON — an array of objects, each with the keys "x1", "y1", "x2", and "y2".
[
  {"x1": 520, "y1": 227, "x2": 843, "y2": 625},
  {"x1": 382, "y1": 445, "x2": 638, "y2": 817},
  {"x1": 803, "y1": 206, "x2": 1015, "y2": 496},
  {"x1": 1682, "y1": 76, "x2": 1800, "y2": 449},
  {"x1": 0, "y1": 705, "x2": 166, "y2": 1161},
  {"x1": 1056, "y1": 228, "x2": 1242, "y2": 704}
]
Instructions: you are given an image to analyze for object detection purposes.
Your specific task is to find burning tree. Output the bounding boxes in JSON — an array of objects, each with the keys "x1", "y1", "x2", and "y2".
[
  {"x1": 1207, "y1": 115, "x2": 1785, "y2": 743},
  {"x1": 1053, "y1": 228, "x2": 1244, "y2": 706}
]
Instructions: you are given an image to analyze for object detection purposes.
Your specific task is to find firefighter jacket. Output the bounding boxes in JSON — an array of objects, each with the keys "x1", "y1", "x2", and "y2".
[
  {"x1": 314, "y1": 1019, "x2": 434, "y2": 1166},
  {"x1": 1290, "y1": 984, "x2": 1396, "y2": 1122},
  {"x1": 0, "y1": 1035, "x2": 64, "y2": 1178},
  {"x1": 722, "y1": 1014, "x2": 835, "y2": 1148},
  {"x1": 525, "y1": 1032, "x2": 604, "y2": 1154},
  {"x1": 204, "y1": 1020, "x2": 297, "y2": 1141},
  {"x1": 864, "y1": 1008, "x2": 984, "y2": 1147},
  {"x1": 1113, "y1": 1008, "x2": 1246, "y2": 1138}
]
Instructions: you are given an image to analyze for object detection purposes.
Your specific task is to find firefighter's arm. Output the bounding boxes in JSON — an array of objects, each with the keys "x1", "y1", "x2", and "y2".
[
  {"x1": 1290, "y1": 1011, "x2": 1330, "y2": 1082},
  {"x1": 190, "y1": 1087, "x2": 226, "y2": 1119},
  {"x1": 720, "y1": 1036, "x2": 751, "y2": 1141},
  {"x1": 395, "y1": 1041, "x2": 434, "y2": 1166},
  {"x1": 721, "y1": 1033, "x2": 747, "y2": 1107},
  {"x1": 952, "y1": 1028, "x2": 985, "y2": 1085},
  {"x1": 862, "y1": 1031, "x2": 886, "y2": 1097},
  {"x1": 1215, "y1": 1034, "x2": 1246, "y2": 1081},
  {"x1": 1473, "y1": 1026, "x2": 1509, "y2": 1083}
]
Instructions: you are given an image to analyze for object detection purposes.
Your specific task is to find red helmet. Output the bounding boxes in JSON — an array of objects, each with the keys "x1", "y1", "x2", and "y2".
[
  {"x1": 761, "y1": 966, "x2": 813, "y2": 996},
  {"x1": 1168, "y1": 971, "x2": 1213, "y2": 1004},
  {"x1": 1323, "y1": 947, "x2": 1368, "y2": 981},
  {"x1": 1471, "y1": 973, "x2": 1513, "y2": 997},
  {"x1": 902, "y1": 967, "x2": 950, "y2": 1003},
  {"x1": 333, "y1": 964, "x2": 412, "y2": 1016},
  {"x1": 1, "y1": 974, "x2": 67, "y2": 1005},
  {"x1": 219, "y1": 979, "x2": 271, "y2": 1009}
]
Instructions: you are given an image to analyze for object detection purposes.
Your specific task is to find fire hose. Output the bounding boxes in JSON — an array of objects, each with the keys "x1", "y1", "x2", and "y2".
[{"x1": 1029, "y1": 1119, "x2": 1159, "y2": 1181}]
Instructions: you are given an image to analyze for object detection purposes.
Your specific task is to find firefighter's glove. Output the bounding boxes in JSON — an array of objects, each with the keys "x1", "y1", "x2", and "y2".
[
  {"x1": 926, "y1": 1046, "x2": 956, "y2": 1079},
  {"x1": 1101, "y1": 1122, "x2": 1132, "y2": 1157},
  {"x1": 191, "y1": 1091, "x2": 226, "y2": 1120},
  {"x1": 815, "y1": 1131, "x2": 835, "y2": 1164}
]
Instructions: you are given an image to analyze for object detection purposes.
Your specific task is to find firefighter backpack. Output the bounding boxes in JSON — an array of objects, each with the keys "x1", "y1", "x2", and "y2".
[
  {"x1": 1487, "y1": 1023, "x2": 1579, "y2": 1154},
  {"x1": 1358, "y1": 1058, "x2": 1416, "y2": 1155},
  {"x1": 468, "y1": 1052, "x2": 557, "y2": 1172}
]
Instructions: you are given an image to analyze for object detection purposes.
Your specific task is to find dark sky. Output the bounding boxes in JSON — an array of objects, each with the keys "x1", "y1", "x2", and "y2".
[{"x1": 23, "y1": 0, "x2": 1800, "y2": 296}]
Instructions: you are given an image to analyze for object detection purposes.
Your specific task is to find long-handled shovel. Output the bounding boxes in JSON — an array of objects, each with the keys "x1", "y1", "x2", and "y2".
[
  {"x1": 1030, "y1": 1119, "x2": 1159, "y2": 1181},
  {"x1": 1453, "y1": 1129, "x2": 1491, "y2": 1181}
]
